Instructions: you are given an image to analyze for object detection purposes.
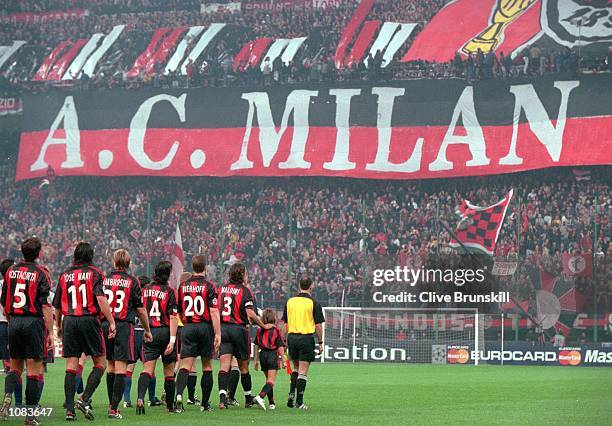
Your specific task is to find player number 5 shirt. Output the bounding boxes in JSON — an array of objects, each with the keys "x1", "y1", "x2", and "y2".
[{"x1": 1, "y1": 261, "x2": 51, "y2": 317}]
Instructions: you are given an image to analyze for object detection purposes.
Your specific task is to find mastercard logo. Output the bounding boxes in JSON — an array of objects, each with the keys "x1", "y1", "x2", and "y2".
[
  {"x1": 447, "y1": 348, "x2": 470, "y2": 364},
  {"x1": 559, "y1": 350, "x2": 581, "y2": 366}
]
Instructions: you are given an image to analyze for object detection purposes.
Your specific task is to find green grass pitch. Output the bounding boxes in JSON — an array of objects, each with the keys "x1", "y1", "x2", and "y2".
[{"x1": 2, "y1": 361, "x2": 611, "y2": 425}]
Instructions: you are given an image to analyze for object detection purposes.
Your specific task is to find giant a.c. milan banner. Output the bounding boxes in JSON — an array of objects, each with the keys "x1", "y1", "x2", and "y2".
[{"x1": 16, "y1": 74, "x2": 612, "y2": 181}]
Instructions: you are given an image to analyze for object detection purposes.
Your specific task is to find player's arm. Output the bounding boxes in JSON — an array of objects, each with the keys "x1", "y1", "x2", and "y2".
[
  {"x1": 281, "y1": 322, "x2": 288, "y2": 341},
  {"x1": 95, "y1": 271, "x2": 116, "y2": 337},
  {"x1": 54, "y1": 308, "x2": 62, "y2": 339},
  {"x1": 136, "y1": 307, "x2": 152, "y2": 341},
  {"x1": 52, "y1": 281, "x2": 63, "y2": 339},
  {"x1": 97, "y1": 295, "x2": 116, "y2": 338},
  {"x1": 314, "y1": 299, "x2": 325, "y2": 353},
  {"x1": 253, "y1": 344, "x2": 260, "y2": 370},
  {"x1": 209, "y1": 285, "x2": 221, "y2": 351},
  {"x1": 165, "y1": 290, "x2": 179, "y2": 355},
  {"x1": 280, "y1": 302, "x2": 288, "y2": 341},
  {"x1": 133, "y1": 279, "x2": 152, "y2": 342},
  {"x1": 246, "y1": 308, "x2": 272, "y2": 329},
  {"x1": 39, "y1": 270, "x2": 54, "y2": 349},
  {"x1": 211, "y1": 307, "x2": 221, "y2": 352},
  {"x1": 42, "y1": 304, "x2": 53, "y2": 348},
  {"x1": 165, "y1": 314, "x2": 178, "y2": 355},
  {"x1": 315, "y1": 323, "x2": 323, "y2": 354},
  {"x1": 0, "y1": 276, "x2": 8, "y2": 320}
]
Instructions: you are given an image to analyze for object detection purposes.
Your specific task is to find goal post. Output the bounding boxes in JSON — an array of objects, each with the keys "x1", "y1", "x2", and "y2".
[{"x1": 321, "y1": 307, "x2": 481, "y2": 365}]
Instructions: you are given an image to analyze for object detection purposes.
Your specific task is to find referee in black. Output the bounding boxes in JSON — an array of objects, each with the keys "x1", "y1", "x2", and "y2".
[{"x1": 282, "y1": 276, "x2": 324, "y2": 410}]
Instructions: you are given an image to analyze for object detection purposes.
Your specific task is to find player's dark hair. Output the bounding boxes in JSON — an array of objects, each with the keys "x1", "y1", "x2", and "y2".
[
  {"x1": 138, "y1": 275, "x2": 151, "y2": 287},
  {"x1": 74, "y1": 242, "x2": 94, "y2": 264},
  {"x1": 154, "y1": 260, "x2": 172, "y2": 284},
  {"x1": 228, "y1": 262, "x2": 246, "y2": 285},
  {"x1": 299, "y1": 276, "x2": 313, "y2": 291},
  {"x1": 261, "y1": 308, "x2": 276, "y2": 325},
  {"x1": 21, "y1": 237, "x2": 41, "y2": 262},
  {"x1": 192, "y1": 254, "x2": 206, "y2": 273},
  {"x1": 0, "y1": 259, "x2": 14, "y2": 278}
]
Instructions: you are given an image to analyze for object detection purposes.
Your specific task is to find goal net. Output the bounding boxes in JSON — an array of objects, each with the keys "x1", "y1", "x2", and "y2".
[{"x1": 321, "y1": 308, "x2": 482, "y2": 365}]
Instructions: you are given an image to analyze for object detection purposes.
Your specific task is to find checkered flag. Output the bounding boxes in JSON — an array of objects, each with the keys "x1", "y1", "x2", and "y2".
[{"x1": 450, "y1": 189, "x2": 513, "y2": 256}]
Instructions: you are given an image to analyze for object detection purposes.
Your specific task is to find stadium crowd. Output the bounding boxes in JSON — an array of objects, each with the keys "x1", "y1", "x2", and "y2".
[
  {"x1": 0, "y1": 0, "x2": 610, "y2": 95},
  {"x1": 0, "y1": 146, "x2": 608, "y2": 318}
]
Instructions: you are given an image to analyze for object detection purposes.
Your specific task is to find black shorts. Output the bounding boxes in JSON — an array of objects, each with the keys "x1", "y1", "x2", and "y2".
[
  {"x1": 134, "y1": 329, "x2": 144, "y2": 362},
  {"x1": 142, "y1": 327, "x2": 177, "y2": 364},
  {"x1": 8, "y1": 316, "x2": 44, "y2": 360},
  {"x1": 62, "y1": 316, "x2": 105, "y2": 358},
  {"x1": 287, "y1": 334, "x2": 315, "y2": 363},
  {"x1": 177, "y1": 326, "x2": 182, "y2": 355},
  {"x1": 259, "y1": 350, "x2": 280, "y2": 371},
  {"x1": 220, "y1": 323, "x2": 250, "y2": 361},
  {"x1": 0, "y1": 322, "x2": 9, "y2": 360},
  {"x1": 181, "y1": 322, "x2": 214, "y2": 359},
  {"x1": 102, "y1": 321, "x2": 135, "y2": 362}
]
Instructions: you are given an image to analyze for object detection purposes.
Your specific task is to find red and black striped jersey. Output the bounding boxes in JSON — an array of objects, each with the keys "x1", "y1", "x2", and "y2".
[
  {"x1": 53, "y1": 264, "x2": 105, "y2": 316},
  {"x1": 142, "y1": 282, "x2": 177, "y2": 328},
  {"x1": 103, "y1": 270, "x2": 143, "y2": 322},
  {"x1": 218, "y1": 282, "x2": 255, "y2": 327},
  {"x1": 1, "y1": 261, "x2": 51, "y2": 317},
  {"x1": 254, "y1": 326, "x2": 284, "y2": 351},
  {"x1": 177, "y1": 276, "x2": 218, "y2": 324}
]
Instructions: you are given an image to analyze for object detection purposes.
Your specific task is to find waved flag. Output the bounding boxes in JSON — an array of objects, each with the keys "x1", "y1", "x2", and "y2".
[{"x1": 451, "y1": 189, "x2": 513, "y2": 256}]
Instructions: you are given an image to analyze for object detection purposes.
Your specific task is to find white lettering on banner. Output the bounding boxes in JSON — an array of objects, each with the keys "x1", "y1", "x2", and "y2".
[
  {"x1": 323, "y1": 88, "x2": 360, "y2": 171},
  {"x1": 23, "y1": 80, "x2": 592, "y2": 178},
  {"x1": 365, "y1": 87, "x2": 423, "y2": 173},
  {"x1": 584, "y1": 350, "x2": 612, "y2": 364},
  {"x1": 128, "y1": 94, "x2": 185, "y2": 170},
  {"x1": 322, "y1": 344, "x2": 409, "y2": 361},
  {"x1": 500, "y1": 81, "x2": 579, "y2": 165},
  {"x1": 231, "y1": 90, "x2": 318, "y2": 170},
  {"x1": 30, "y1": 96, "x2": 84, "y2": 171},
  {"x1": 429, "y1": 86, "x2": 490, "y2": 171}
]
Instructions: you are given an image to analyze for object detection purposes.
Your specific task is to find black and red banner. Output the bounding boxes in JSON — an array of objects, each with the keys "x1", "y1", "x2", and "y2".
[{"x1": 16, "y1": 74, "x2": 612, "y2": 181}]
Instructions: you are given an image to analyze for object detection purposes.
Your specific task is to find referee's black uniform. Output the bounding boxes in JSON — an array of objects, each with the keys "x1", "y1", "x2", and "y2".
[{"x1": 282, "y1": 283, "x2": 324, "y2": 409}]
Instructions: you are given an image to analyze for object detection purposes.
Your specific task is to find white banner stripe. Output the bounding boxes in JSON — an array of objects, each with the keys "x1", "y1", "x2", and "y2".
[
  {"x1": 165, "y1": 26, "x2": 205, "y2": 74},
  {"x1": 381, "y1": 23, "x2": 416, "y2": 68},
  {"x1": 280, "y1": 36, "x2": 307, "y2": 66},
  {"x1": 180, "y1": 23, "x2": 226, "y2": 75},
  {"x1": 81, "y1": 25, "x2": 125, "y2": 77},
  {"x1": 365, "y1": 22, "x2": 399, "y2": 67},
  {"x1": 0, "y1": 41, "x2": 25, "y2": 70},
  {"x1": 260, "y1": 38, "x2": 290, "y2": 71},
  {"x1": 62, "y1": 33, "x2": 103, "y2": 80}
]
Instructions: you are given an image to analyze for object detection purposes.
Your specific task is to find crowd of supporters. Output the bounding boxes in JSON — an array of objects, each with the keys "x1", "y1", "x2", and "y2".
[
  {"x1": 0, "y1": 145, "x2": 609, "y2": 317},
  {"x1": 0, "y1": 0, "x2": 610, "y2": 95}
]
